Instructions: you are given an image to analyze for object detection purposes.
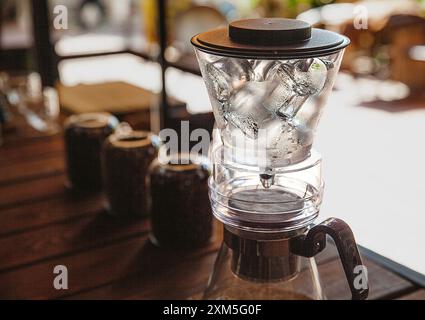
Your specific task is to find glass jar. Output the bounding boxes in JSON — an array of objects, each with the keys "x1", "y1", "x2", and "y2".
[
  {"x1": 64, "y1": 112, "x2": 118, "y2": 191},
  {"x1": 15, "y1": 73, "x2": 60, "y2": 135},
  {"x1": 102, "y1": 130, "x2": 157, "y2": 217},
  {"x1": 148, "y1": 154, "x2": 212, "y2": 248}
]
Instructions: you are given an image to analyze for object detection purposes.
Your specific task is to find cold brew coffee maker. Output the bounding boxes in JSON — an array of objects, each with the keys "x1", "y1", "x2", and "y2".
[{"x1": 192, "y1": 18, "x2": 368, "y2": 300}]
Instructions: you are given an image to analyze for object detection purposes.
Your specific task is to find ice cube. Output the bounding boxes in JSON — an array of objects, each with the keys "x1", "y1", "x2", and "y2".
[
  {"x1": 276, "y1": 95, "x2": 309, "y2": 119},
  {"x1": 203, "y1": 58, "x2": 255, "y2": 128},
  {"x1": 263, "y1": 82, "x2": 308, "y2": 119},
  {"x1": 294, "y1": 58, "x2": 327, "y2": 95},
  {"x1": 257, "y1": 117, "x2": 312, "y2": 163},
  {"x1": 224, "y1": 81, "x2": 276, "y2": 139},
  {"x1": 202, "y1": 72, "x2": 227, "y2": 128},
  {"x1": 251, "y1": 60, "x2": 279, "y2": 81},
  {"x1": 206, "y1": 58, "x2": 254, "y2": 99},
  {"x1": 318, "y1": 51, "x2": 342, "y2": 71},
  {"x1": 274, "y1": 59, "x2": 327, "y2": 96},
  {"x1": 205, "y1": 61, "x2": 231, "y2": 104},
  {"x1": 264, "y1": 58, "x2": 327, "y2": 119},
  {"x1": 263, "y1": 62, "x2": 296, "y2": 115},
  {"x1": 262, "y1": 119, "x2": 298, "y2": 150},
  {"x1": 224, "y1": 112, "x2": 259, "y2": 139},
  {"x1": 320, "y1": 58, "x2": 335, "y2": 70}
]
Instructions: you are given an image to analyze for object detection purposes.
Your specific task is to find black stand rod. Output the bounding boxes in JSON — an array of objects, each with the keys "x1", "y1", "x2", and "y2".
[
  {"x1": 157, "y1": 0, "x2": 168, "y2": 129},
  {"x1": 0, "y1": 2, "x2": 3, "y2": 51},
  {"x1": 31, "y1": 0, "x2": 58, "y2": 86}
]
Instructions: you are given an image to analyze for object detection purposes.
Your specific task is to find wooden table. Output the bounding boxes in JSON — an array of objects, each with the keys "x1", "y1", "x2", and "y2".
[{"x1": 0, "y1": 132, "x2": 424, "y2": 300}]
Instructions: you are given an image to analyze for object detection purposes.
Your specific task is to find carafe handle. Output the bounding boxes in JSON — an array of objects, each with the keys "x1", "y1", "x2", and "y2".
[{"x1": 292, "y1": 218, "x2": 369, "y2": 300}]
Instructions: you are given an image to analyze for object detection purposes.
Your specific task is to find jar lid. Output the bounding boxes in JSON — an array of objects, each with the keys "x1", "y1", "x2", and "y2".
[
  {"x1": 65, "y1": 112, "x2": 118, "y2": 129},
  {"x1": 191, "y1": 18, "x2": 350, "y2": 59},
  {"x1": 108, "y1": 131, "x2": 152, "y2": 149},
  {"x1": 154, "y1": 153, "x2": 211, "y2": 173}
]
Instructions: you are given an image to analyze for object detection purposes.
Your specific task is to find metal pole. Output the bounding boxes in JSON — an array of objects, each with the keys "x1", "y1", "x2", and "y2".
[
  {"x1": 31, "y1": 0, "x2": 58, "y2": 86},
  {"x1": 0, "y1": 2, "x2": 3, "y2": 51},
  {"x1": 157, "y1": 0, "x2": 168, "y2": 129}
]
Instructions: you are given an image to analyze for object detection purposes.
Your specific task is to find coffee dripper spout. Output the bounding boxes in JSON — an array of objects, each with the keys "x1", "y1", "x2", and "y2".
[{"x1": 259, "y1": 168, "x2": 275, "y2": 189}]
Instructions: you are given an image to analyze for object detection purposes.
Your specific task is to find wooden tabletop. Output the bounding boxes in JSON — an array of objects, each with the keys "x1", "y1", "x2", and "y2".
[{"x1": 0, "y1": 132, "x2": 424, "y2": 300}]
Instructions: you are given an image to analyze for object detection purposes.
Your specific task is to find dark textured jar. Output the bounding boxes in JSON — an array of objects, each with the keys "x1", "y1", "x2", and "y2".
[
  {"x1": 64, "y1": 112, "x2": 118, "y2": 191},
  {"x1": 148, "y1": 155, "x2": 212, "y2": 248},
  {"x1": 102, "y1": 130, "x2": 157, "y2": 217}
]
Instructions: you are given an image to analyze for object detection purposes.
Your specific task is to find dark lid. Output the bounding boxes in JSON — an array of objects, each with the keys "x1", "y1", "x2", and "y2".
[{"x1": 191, "y1": 18, "x2": 350, "y2": 59}]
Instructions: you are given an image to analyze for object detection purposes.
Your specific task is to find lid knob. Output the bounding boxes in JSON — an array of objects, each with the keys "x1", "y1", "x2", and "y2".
[{"x1": 229, "y1": 18, "x2": 312, "y2": 46}]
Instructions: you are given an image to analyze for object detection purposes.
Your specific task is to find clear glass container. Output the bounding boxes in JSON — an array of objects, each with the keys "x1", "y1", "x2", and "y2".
[
  {"x1": 17, "y1": 73, "x2": 61, "y2": 135},
  {"x1": 147, "y1": 154, "x2": 213, "y2": 248},
  {"x1": 0, "y1": 72, "x2": 14, "y2": 145},
  {"x1": 64, "y1": 112, "x2": 118, "y2": 191},
  {"x1": 203, "y1": 227, "x2": 324, "y2": 300},
  {"x1": 195, "y1": 49, "x2": 344, "y2": 168},
  {"x1": 210, "y1": 146, "x2": 323, "y2": 232},
  {"x1": 101, "y1": 130, "x2": 157, "y2": 217}
]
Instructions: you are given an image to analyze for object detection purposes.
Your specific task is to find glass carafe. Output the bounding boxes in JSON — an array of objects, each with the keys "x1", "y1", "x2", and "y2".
[{"x1": 204, "y1": 227, "x2": 324, "y2": 300}]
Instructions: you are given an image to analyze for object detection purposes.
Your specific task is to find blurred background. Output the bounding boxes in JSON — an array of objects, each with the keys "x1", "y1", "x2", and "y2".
[{"x1": 0, "y1": 0, "x2": 424, "y2": 277}]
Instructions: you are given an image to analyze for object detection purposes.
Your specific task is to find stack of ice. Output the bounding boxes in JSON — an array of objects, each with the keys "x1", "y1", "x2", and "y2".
[{"x1": 203, "y1": 55, "x2": 334, "y2": 162}]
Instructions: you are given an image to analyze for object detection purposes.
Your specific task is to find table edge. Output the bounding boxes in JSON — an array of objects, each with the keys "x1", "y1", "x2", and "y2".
[{"x1": 359, "y1": 245, "x2": 425, "y2": 288}]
